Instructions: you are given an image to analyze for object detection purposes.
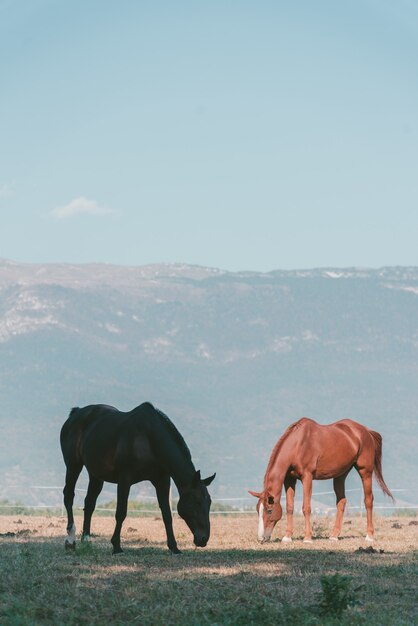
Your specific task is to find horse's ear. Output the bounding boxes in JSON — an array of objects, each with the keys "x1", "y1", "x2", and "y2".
[
  {"x1": 193, "y1": 470, "x2": 201, "y2": 486},
  {"x1": 203, "y1": 472, "x2": 216, "y2": 486},
  {"x1": 248, "y1": 490, "x2": 262, "y2": 499}
]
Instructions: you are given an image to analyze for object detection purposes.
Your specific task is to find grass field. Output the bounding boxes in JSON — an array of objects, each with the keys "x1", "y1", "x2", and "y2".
[{"x1": 0, "y1": 513, "x2": 417, "y2": 625}]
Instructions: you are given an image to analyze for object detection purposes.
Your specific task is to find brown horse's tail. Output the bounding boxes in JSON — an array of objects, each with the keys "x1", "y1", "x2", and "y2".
[{"x1": 370, "y1": 430, "x2": 394, "y2": 501}]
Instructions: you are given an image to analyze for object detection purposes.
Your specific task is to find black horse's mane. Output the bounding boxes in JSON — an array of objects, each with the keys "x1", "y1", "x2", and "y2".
[{"x1": 145, "y1": 402, "x2": 192, "y2": 461}]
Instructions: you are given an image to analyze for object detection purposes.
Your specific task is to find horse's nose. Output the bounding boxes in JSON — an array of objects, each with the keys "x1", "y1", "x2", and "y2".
[{"x1": 194, "y1": 534, "x2": 208, "y2": 547}]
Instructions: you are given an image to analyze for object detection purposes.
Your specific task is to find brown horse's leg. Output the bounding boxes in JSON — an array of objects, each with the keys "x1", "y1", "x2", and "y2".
[
  {"x1": 330, "y1": 472, "x2": 349, "y2": 540},
  {"x1": 111, "y1": 479, "x2": 131, "y2": 554},
  {"x1": 357, "y1": 467, "x2": 374, "y2": 541},
  {"x1": 82, "y1": 476, "x2": 104, "y2": 540},
  {"x1": 154, "y1": 475, "x2": 181, "y2": 554},
  {"x1": 282, "y1": 476, "x2": 296, "y2": 542},
  {"x1": 301, "y1": 473, "x2": 313, "y2": 542},
  {"x1": 63, "y1": 464, "x2": 82, "y2": 550}
]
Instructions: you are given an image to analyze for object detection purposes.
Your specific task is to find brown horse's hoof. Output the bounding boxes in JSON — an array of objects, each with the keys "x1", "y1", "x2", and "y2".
[{"x1": 65, "y1": 540, "x2": 76, "y2": 551}]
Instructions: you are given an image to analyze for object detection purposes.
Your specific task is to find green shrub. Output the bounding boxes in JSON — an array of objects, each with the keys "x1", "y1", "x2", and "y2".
[{"x1": 317, "y1": 573, "x2": 360, "y2": 617}]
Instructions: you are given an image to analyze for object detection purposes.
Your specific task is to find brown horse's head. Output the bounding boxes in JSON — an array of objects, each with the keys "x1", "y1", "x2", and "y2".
[
  {"x1": 248, "y1": 490, "x2": 283, "y2": 542},
  {"x1": 177, "y1": 470, "x2": 216, "y2": 547}
]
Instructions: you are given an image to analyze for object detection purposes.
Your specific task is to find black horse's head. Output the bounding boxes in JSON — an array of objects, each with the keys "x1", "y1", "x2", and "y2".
[{"x1": 177, "y1": 470, "x2": 216, "y2": 547}]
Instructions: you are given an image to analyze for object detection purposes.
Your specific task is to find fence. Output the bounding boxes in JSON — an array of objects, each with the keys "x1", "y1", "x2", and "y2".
[{"x1": 0, "y1": 486, "x2": 416, "y2": 516}]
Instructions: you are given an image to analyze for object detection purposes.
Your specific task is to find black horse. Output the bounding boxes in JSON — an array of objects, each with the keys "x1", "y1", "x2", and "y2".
[{"x1": 60, "y1": 402, "x2": 215, "y2": 554}]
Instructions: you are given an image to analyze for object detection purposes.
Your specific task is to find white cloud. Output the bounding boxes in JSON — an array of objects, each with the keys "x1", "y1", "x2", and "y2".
[
  {"x1": 50, "y1": 196, "x2": 115, "y2": 219},
  {"x1": 0, "y1": 182, "x2": 14, "y2": 197}
]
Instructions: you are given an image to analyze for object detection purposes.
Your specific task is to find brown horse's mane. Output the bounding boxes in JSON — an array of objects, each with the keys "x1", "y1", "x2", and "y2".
[{"x1": 263, "y1": 418, "x2": 311, "y2": 487}]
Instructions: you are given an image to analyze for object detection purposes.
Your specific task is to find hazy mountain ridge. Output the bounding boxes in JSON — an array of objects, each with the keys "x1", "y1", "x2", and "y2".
[{"x1": 0, "y1": 260, "x2": 417, "y2": 508}]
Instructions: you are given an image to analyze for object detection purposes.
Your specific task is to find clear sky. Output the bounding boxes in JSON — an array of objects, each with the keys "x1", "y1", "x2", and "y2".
[{"x1": 1, "y1": 0, "x2": 418, "y2": 272}]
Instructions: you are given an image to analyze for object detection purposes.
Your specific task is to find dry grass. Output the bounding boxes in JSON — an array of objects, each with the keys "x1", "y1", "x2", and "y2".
[{"x1": 0, "y1": 513, "x2": 417, "y2": 625}]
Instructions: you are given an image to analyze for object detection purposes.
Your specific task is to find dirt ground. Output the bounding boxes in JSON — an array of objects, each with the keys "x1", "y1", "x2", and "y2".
[{"x1": 0, "y1": 512, "x2": 416, "y2": 553}]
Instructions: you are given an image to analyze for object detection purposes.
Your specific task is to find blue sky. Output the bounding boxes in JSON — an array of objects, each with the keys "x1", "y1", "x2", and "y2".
[{"x1": 1, "y1": 0, "x2": 417, "y2": 271}]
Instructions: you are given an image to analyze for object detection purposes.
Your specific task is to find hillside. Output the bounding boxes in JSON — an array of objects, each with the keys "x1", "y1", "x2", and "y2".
[{"x1": 0, "y1": 260, "x2": 417, "y2": 508}]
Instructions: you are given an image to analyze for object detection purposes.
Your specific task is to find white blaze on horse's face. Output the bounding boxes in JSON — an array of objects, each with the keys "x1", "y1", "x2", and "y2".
[
  {"x1": 261, "y1": 504, "x2": 274, "y2": 542},
  {"x1": 258, "y1": 501, "x2": 265, "y2": 541}
]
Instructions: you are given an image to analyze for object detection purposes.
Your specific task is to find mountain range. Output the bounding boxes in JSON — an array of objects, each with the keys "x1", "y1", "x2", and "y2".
[{"x1": 0, "y1": 259, "x2": 417, "y2": 511}]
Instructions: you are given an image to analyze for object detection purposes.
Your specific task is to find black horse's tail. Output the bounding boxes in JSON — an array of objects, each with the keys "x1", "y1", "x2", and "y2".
[
  {"x1": 60, "y1": 407, "x2": 80, "y2": 434},
  {"x1": 370, "y1": 430, "x2": 394, "y2": 501},
  {"x1": 60, "y1": 407, "x2": 81, "y2": 458},
  {"x1": 68, "y1": 406, "x2": 80, "y2": 421}
]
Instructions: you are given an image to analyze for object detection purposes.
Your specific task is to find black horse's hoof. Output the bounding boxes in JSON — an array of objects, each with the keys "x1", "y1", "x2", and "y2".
[
  {"x1": 169, "y1": 548, "x2": 182, "y2": 555},
  {"x1": 112, "y1": 548, "x2": 124, "y2": 556},
  {"x1": 65, "y1": 540, "x2": 76, "y2": 551}
]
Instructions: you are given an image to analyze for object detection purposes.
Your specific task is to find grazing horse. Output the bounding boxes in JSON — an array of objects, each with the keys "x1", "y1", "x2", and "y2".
[
  {"x1": 60, "y1": 402, "x2": 215, "y2": 554},
  {"x1": 249, "y1": 418, "x2": 393, "y2": 543}
]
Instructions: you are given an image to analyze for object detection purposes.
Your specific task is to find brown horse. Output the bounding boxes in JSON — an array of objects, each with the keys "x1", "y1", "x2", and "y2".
[{"x1": 249, "y1": 418, "x2": 393, "y2": 543}]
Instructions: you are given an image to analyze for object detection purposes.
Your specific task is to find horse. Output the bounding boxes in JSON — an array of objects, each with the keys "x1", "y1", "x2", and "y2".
[
  {"x1": 249, "y1": 417, "x2": 393, "y2": 543},
  {"x1": 60, "y1": 402, "x2": 215, "y2": 554}
]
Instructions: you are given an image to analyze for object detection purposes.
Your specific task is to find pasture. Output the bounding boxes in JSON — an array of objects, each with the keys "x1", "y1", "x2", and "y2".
[{"x1": 0, "y1": 513, "x2": 417, "y2": 625}]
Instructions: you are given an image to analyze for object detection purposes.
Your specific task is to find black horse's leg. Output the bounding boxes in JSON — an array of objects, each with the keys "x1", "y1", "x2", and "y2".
[
  {"x1": 63, "y1": 464, "x2": 82, "y2": 550},
  {"x1": 154, "y1": 475, "x2": 180, "y2": 554},
  {"x1": 82, "y1": 476, "x2": 104, "y2": 540},
  {"x1": 111, "y1": 479, "x2": 131, "y2": 555}
]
